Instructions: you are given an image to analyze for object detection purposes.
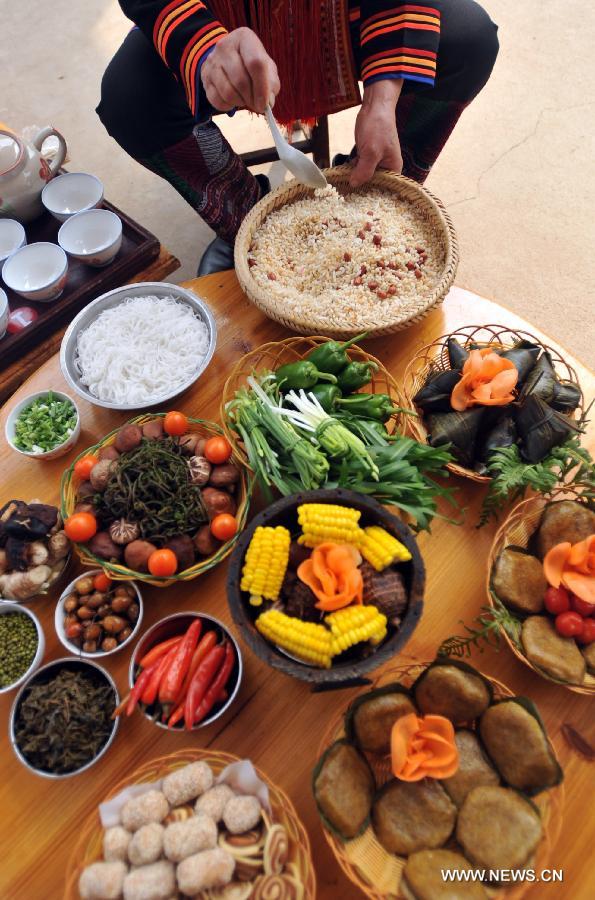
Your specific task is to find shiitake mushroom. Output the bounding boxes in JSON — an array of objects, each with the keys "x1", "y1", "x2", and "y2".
[
  {"x1": 165, "y1": 535, "x2": 196, "y2": 570},
  {"x1": 124, "y1": 539, "x2": 157, "y2": 572},
  {"x1": 114, "y1": 424, "x2": 143, "y2": 453},
  {"x1": 194, "y1": 526, "x2": 221, "y2": 557},
  {"x1": 142, "y1": 419, "x2": 164, "y2": 440},
  {"x1": 88, "y1": 531, "x2": 123, "y2": 561},
  {"x1": 90, "y1": 459, "x2": 115, "y2": 491},
  {"x1": 98, "y1": 445, "x2": 120, "y2": 462},
  {"x1": 201, "y1": 487, "x2": 237, "y2": 518}
]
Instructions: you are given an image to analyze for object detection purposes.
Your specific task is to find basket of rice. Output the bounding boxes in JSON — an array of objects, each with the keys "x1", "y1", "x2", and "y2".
[{"x1": 234, "y1": 167, "x2": 458, "y2": 338}]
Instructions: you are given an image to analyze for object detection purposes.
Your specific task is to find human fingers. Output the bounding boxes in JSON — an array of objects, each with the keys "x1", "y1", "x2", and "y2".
[
  {"x1": 350, "y1": 145, "x2": 381, "y2": 187},
  {"x1": 238, "y1": 33, "x2": 278, "y2": 111}
]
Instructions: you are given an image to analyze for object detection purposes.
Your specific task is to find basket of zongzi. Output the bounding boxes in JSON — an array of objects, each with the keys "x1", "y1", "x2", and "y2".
[
  {"x1": 314, "y1": 659, "x2": 564, "y2": 900},
  {"x1": 65, "y1": 748, "x2": 316, "y2": 900},
  {"x1": 403, "y1": 325, "x2": 585, "y2": 488},
  {"x1": 487, "y1": 490, "x2": 595, "y2": 694},
  {"x1": 61, "y1": 414, "x2": 251, "y2": 587}
]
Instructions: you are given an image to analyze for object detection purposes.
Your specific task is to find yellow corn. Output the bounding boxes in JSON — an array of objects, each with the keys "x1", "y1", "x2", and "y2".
[
  {"x1": 325, "y1": 605, "x2": 388, "y2": 656},
  {"x1": 358, "y1": 525, "x2": 412, "y2": 571},
  {"x1": 240, "y1": 526, "x2": 291, "y2": 606},
  {"x1": 297, "y1": 503, "x2": 361, "y2": 548},
  {"x1": 255, "y1": 609, "x2": 333, "y2": 668}
]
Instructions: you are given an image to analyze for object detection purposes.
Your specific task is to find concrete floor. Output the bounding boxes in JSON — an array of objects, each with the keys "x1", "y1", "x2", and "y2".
[{"x1": 2, "y1": 0, "x2": 594, "y2": 365}]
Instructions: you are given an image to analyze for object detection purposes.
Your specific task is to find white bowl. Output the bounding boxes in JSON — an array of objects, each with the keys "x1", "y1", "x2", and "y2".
[
  {"x1": 0, "y1": 219, "x2": 26, "y2": 264},
  {"x1": 55, "y1": 570, "x2": 143, "y2": 658},
  {"x1": 41, "y1": 172, "x2": 104, "y2": 222},
  {"x1": 0, "y1": 604, "x2": 45, "y2": 694},
  {"x1": 2, "y1": 242, "x2": 68, "y2": 301},
  {"x1": 5, "y1": 389, "x2": 80, "y2": 459},
  {"x1": 58, "y1": 208, "x2": 122, "y2": 267},
  {"x1": 0, "y1": 287, "x2": 8, "y2": 338}
]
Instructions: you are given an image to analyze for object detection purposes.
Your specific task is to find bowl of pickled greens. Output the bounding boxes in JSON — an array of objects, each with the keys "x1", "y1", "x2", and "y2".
[{"x1": 5, "y1": 390, "x2": 80, "y2": 459}]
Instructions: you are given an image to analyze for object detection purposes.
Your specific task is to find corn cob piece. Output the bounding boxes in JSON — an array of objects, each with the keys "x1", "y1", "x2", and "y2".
[
  {"x1": 358, "y1": 525, "x2": 412, "y2": 571},
  {"x1": 255, "y1": 609, "x2": 333, "y2": 668},
  {"x1": 241, "y1": 526, "x2": 291, "y2": 606},
  {"x1": 297, "y1": 503, "x2": 361, "y2": 548},
  {"x1": 325, "y1": 605, "x2": 388, "y2": 656}
]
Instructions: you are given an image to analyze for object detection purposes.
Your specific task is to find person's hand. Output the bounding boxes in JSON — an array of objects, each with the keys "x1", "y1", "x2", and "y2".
[
  {"x1": 201, "y1": 27, "x2": 280, "y2": 114},
  {"x1": 350, "y1": 80, "x2": 404, "y2": 187}
]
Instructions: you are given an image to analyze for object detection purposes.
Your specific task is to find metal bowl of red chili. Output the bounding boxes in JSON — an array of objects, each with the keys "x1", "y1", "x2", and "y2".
[{"x1": 128, "y1": 612, "x2": 242, "y2": 731}]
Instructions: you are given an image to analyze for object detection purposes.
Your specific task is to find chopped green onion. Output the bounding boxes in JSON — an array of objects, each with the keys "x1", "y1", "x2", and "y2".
[{"x1": 13, "y1": 392, "x2": 77, "y2": 453}]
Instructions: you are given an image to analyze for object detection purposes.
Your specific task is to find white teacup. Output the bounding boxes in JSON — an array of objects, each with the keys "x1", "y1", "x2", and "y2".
[
  {"x1": 58, "y1": 208, "x2": 122, "y2": 267},
  {"x1": 0, "y1": 219, "x2": 27, "y2": 264},
  {"x1": 2, "y1": 242, "x2": 68, "y2": 302},
  {"x1": 0, "y1": 287, "x2": 8, "y2": 338},
  {"x1": 41, "y1": 172, "x2": 104, "y2": 222}
]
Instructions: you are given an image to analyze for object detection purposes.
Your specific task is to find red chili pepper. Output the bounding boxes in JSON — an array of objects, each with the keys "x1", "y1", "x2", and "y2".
[
  {"x1": 141, "y1": 643, "x2": 179, "y2": 707},
  {"x1": 193, "y1": 642, "x2": 235, "y2": 726},
  {"x1": 126, "y1": 662, "x2": 157, "y2": 716},
  {"x1": 184, "y1": 644, "x2": 225, "y2": 730},
  {"x1": 138, "y1": 635, "x2": 181, "y2": 670},
  {"x1": 166, "y1": 632, "x2": 218, "y2": 727},
  {"x1": 159, "y1": 619, "x2": 202, "y2": 709}
]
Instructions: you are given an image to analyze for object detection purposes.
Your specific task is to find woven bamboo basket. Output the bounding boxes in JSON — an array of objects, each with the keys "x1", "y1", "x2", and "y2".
[
  {"x1": 64, "y1": 748, "x2": 316, "y2": 900},
  {"x1": 487, "y1": 490, "x2": 595, "y2": 695},
  {"x1": 220, "y1": 335, "x2": 406, "y2": 466},
  {"x1": 234, "y1": 167, "x2": 458, "y2": 338},
  {"x1": 316, "y1": 661, "x2": 565, "y2": 900},
  {"x1": 402, "y1": 324, "x2": 584, "y2": 483},
  {"x1": 61, "y1": 414, "x2": 252, "y2": 588}
]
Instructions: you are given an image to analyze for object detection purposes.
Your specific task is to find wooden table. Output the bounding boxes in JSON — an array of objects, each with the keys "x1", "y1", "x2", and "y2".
[
  {"x1": 0, "y1": 246, "x2": 180, "y2": 406},
  {"x1": 0, "y1": 275, "x2": 593, "y2": 900}
]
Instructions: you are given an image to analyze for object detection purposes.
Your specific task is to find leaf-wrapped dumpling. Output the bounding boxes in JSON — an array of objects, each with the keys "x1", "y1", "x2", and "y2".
[
  {"x1": 413, "y1": 660, "x2": 492, "y2": 724},
  {"x1": 312, "y1": 740, "x2": 375, "y2": 840},
  {"x1": 345, "y1": 684, "x2": 416, "y2": 754}
]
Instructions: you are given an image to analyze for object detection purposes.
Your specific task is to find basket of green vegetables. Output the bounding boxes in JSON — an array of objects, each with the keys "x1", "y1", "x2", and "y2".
[{"x1": 221, "y1": 335, "x2": 458, "y2": 532}]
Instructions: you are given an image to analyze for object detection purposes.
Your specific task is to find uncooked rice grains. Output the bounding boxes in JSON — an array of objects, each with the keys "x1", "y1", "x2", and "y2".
[{"x1": 247, "y1": 186, "x2": 446, "y2": 330}]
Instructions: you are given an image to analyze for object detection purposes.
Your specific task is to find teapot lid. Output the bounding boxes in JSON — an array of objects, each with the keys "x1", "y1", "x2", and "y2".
[{"x1": 0, "y1": 131, "x2": 25, "y2": 178}]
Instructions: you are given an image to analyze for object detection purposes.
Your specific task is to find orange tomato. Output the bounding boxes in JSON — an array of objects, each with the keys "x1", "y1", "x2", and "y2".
[
  {"x1": 74, "y1": 454, "x2": 98, "y2": 480},
  {"x1": 148, "y1": 548, "x2": 178, "y2": 577},
  {"x1": 163, "y1": 411, "x2": 188, "y2": 436},
  {"x1": 64, "y1": 512, "x2": 98, "y2": 543},
  {"x1": 93, "y1": 572, "x2": 112, "y2": 592},
  {"x1": 204, "y1": 436, "x2": 232, "y2": 464},
  {"x1": 210, "y1": 513, "x2": 237, "y2": 541}
]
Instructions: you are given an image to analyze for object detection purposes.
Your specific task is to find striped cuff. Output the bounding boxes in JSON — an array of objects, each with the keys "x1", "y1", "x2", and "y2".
[
  {"x1": 152, "y1": 0, "x2": 228, "y2": 115},
  {"x1": 360, "y1": 4, "x2": 440, "y2": 88}
]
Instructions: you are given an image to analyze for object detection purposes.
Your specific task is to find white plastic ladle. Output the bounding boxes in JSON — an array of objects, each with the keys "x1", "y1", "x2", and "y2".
[{"x1": 265, "y1": 105, "x2": 327, "y2": 190}]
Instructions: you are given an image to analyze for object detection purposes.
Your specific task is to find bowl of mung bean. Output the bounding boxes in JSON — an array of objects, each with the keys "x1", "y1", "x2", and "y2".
[{"x1": 0, "y1": 603, "x2": 45, "y2": 694}]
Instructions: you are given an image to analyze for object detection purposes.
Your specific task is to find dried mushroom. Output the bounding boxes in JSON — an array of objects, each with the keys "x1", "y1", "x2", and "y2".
[
  {"x1": 109, "y1": 518, "x2": 140, "y2": 545},
  {"x1": 188, "y1": 455, "x2": 211, "y2": 486}
]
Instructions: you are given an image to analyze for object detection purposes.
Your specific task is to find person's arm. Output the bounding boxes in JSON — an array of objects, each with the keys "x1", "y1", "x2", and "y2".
[
  {"x1": 119, "y1": 2, "x2": 278, "y2": 117},
  {"x1": 350, "y1": 2, "x2": 442, "y2": 186}
]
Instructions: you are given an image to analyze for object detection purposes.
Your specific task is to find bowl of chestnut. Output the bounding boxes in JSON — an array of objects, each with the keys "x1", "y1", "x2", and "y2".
[{"x1": 54, "y1": 570, "x2": 143, "y2": 658}]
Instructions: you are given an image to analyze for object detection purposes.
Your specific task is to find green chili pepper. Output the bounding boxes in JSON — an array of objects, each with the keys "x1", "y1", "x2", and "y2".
[
  {"x1": 306, "y1": 333, "x2": 368, "y2": 375},
  {"x1": 274, "y1": 361, "x2": 337, "y2": 390},
  {"x1": 337, "y1": 393, "x2": 401, "y2": 422},
  {"x1": 337, "y1": 360, "x2": 379, "y2": 392},
  {"x1": 309, "y1": 383, "x2": 342, "y2": 412}
]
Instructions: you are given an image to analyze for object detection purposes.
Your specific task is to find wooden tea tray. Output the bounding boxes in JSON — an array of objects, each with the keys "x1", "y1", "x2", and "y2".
[{"x1": 0, "y1": 198, "x2": 160, "y2": 370}]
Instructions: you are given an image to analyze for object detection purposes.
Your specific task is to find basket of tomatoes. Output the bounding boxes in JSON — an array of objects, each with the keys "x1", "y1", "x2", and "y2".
[{"x1": 61, "y1": 412, "x2": 252, "y2": 587}]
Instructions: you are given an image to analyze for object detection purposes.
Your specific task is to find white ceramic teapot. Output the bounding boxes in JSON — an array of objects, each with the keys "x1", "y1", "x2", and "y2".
[{"x1": 0, "y1": 127, "x2": 67, "y2": 223}]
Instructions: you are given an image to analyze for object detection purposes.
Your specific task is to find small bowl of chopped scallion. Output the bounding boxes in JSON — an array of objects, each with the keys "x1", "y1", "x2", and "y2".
[
  {"x1": 0, "y1": 604, "x2": 45, "y2": 695},
  {"x1": 5, "y1": 390, "x2": 80, "y2": 459}
]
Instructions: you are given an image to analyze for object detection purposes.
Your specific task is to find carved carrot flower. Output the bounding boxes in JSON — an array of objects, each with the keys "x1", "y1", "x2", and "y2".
[
  {"x1": 451, "y1": 348, "x2": 518, "y2": 411},
  {"x1": 543, "y1": 535, "x2": 595, "y2": 607},
  {"x1": 391, "y1": 712, "x2": 459, "y2": 781}
]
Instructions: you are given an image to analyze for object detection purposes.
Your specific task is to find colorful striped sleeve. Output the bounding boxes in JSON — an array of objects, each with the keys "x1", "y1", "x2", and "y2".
[
  {"x1": 359, "y1": 2, "x2": 441, "y2": 88},
  {"x1": 119, "y1": 1, "x2": 228, "y2": 116}
]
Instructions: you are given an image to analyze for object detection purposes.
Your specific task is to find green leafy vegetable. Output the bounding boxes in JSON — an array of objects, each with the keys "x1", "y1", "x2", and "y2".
[
  {"x1": 13, "y1": 392, "x2": 77, "y2": 453},
  {"x1": 437, "y1": 601, "x2": 522, "y2": 658},
  {"x1": 480, "y1": 404, "x2": 595, "y2": 526}
]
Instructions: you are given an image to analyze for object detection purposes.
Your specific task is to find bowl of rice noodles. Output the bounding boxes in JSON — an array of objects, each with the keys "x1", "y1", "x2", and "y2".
[{"x1": 60, "y1": 282, "x2": 217, "y2": 410}]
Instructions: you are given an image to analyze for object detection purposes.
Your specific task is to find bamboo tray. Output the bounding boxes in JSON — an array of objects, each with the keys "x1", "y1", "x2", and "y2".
[
  {"x1": 234, "y1": 167, "x2": 458, "y2": 338},
  {"x1": 61, "y1": 414, "x2": 252, "y2": 587},
  {"x1": 316, "y1": 661, "x2": 564, "y2": 900},
  {"x1": 64, "y1": 748, "x2": 316, "y2": 899},
  {"x1": 220, "y1": 334, "x2": 406, "y2": 468},
  {"x1": 402, "y1": 324, "x2": 584, "y2": 483},
  {"x1": 487, "y1": 491, "x2": 595, "y2": 695}
]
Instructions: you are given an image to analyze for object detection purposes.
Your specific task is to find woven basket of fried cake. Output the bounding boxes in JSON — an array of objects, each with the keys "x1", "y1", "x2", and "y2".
[
  {"x1": 66, "y1": 749, "x2": 315, "y2": 900},
  {"x1": 488, "y1": 490, "x2": 595, "y2": 694},
  {"x1": 313, "y1": 660, "x2": 564, "y2": 900}
]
